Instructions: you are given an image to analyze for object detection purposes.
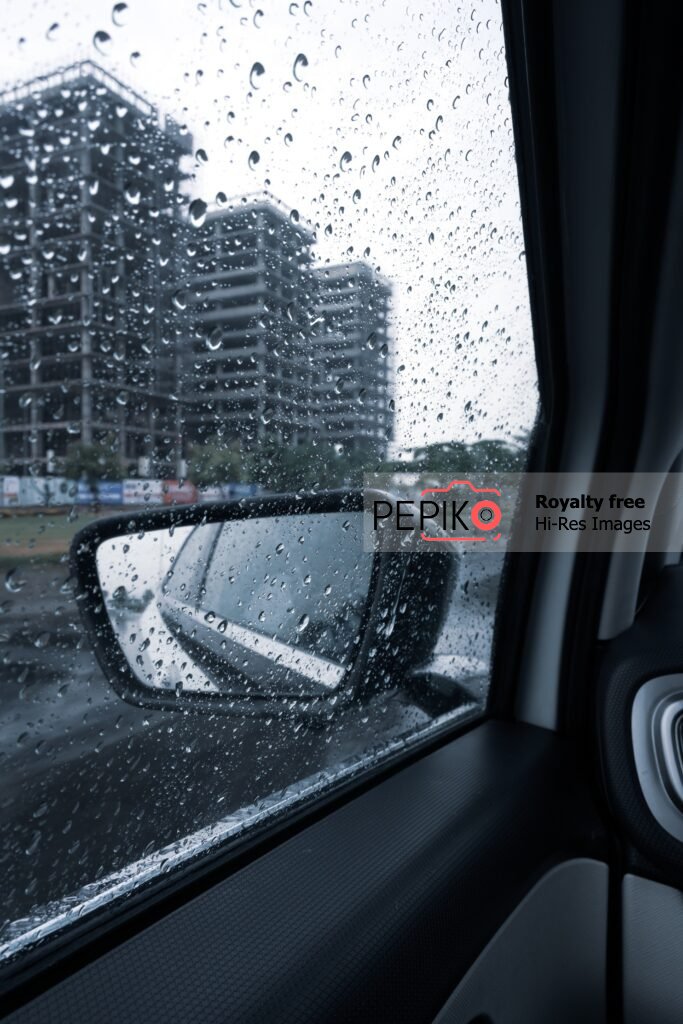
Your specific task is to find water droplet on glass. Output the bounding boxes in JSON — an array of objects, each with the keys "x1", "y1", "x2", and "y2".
[
  {"x1": 297, "y1": 614, "x2": 310, "y2": 633},
  {"x1": 112, "y1": 2, "x2": 128, "y2": 26},
  {"x1": 249, "y1": 62, "x2": 265, "y2": 90},
  {"x1": 248, "y1": 150, "x2": 260, "y2": 170},
  {"x1": 189, "y1": 198, "x2": 208, "y2": 227},
  {"x1": 5, "y1": 569, "x2": 26, "y2": 593},
  {"x1": 46, "y1": 22, "x2": 59, "y2": 41},
  {"x1": 93, "y1": 30, "x2": 112, "y2": 56},
  {"x1": 339, "y1": 151, "x2": 352, "y2": 171},
  {"x1": 293, "y1": 53, "x2": 309, "y2": 81},
  {"x1": 206, "y1": 328, "x2": 223, "y2": 351}
]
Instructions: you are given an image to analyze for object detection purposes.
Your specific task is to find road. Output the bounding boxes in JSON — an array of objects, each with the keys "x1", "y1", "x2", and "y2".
[{"x1": 0, "y1": 549, "x2": 501, "y2": 956}]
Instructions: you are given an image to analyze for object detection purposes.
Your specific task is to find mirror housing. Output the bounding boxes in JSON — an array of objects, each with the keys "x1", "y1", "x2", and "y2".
[{"x1": 71, "y1": 491, "x2": 456, "y2": 722}]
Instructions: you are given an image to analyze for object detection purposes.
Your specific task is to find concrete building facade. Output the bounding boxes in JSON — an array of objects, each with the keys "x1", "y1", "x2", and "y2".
[
  {"x1": 0, "y1": 63, "x2": 394, "y2": 476},
  {"x1": 0, "y1": 62, "x2": 191, "y2": 474},
  {"x1": 180, "y1": 199, "x2": 315, "y2": 450},
  {"x1": 310, "y1": 262, "x2": 392, "y2": 452}
]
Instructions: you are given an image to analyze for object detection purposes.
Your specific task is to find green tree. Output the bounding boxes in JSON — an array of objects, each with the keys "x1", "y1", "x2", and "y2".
[
  {"x1": 187, "y1": 442, "x2": 245, "y2": 489},
  {"x1": 409, "y1": 436, "x2": 528, "y2": 476},
  {"x1": 63, "y1": 442, "x2": 121, "y2": 509}
]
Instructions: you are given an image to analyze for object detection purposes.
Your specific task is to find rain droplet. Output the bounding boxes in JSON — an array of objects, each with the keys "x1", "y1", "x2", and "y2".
[
  {"x1": 93, "y1": 30, "x2": 112, "y2": 56},
  {"x1": 392, "y1": 135, "x2": 401, "y2": 149},
  {"x1": 293, "y1": 53, "x2": 309, "y2": 81},
  {"x1": 112, "y1": 2, "x2": 128, "y2": 26},
  {"x1": 195, "y1": 148, "x2": 208, "y2": 164},
  {"x1": 339, "y1": 151, "x2": 352, "y2": 171},
  {"x1": 206, "y1": 327, "x2": 223, "y2": 351},
  {"x1": 284, "y1": 132, "x2": 293, "y2": 146},
  {"x1": 248, "y1": 150, "x2": 260, "y2": 169},
  {"x1": 297, "y1": 614, "x2": 310, "y2": 633},
  {"x1": 5, "y1": 569, "x2": 26, "y2": 593},
  {"x1": 46, "y1": 22, "x2": 59, "y2": 41},
  {"x1": 249, "y1": 61, "x2": 265, "y2": 90},
  {"x1": 172, "y1": 289, "x2": 188, "y2": 311},
  {"x1": 189, "y1": 198, "x2": 208, "y2": 227},
  {"x1": 352, "y1": 189, "x2": 361, "y2": 203},
  {"x1": 124, "y1": 183, "x2": 141, "y2": 206}
]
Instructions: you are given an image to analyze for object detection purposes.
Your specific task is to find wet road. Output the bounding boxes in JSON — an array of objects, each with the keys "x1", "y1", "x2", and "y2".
[{"x1": 0, "y1": 551, "x2": 500, "y2": 952}]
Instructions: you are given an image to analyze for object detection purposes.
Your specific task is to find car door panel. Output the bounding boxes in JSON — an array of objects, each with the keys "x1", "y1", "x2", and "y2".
[
  {"x1": 434, "y1": 858, "x2": 608, "y2": 1024},
  {"x1": 3, "y1": 721, "x2": 606, "y2": 1024}
]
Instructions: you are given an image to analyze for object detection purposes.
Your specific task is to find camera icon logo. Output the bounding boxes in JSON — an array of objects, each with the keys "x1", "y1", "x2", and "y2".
[{"x1": 419, "y1": 480, "x2": 502, "y2": 543}]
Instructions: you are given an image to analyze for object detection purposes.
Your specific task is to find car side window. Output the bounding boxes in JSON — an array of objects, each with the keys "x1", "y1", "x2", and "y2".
[{"x1": 0, "y1": 0, "x2": 537, "y2": 963}]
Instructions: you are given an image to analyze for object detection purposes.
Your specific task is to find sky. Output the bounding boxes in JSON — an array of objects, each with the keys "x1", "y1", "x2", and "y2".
[{"x1": 1, "y1": 0, "x2": 538, "y2": 452}]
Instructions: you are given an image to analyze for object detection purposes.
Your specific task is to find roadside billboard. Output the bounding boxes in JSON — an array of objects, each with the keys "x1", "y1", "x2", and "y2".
[
  {"x1": 163, "y1": 480, "x2": 198, "y2": 505},
  {"x1": 18, "y1": 476, "x2": 70, "y2": 507},
  {"x1": 123, "y1": 479, "x2": 164, "y2": 506},
  {"x1": 0, "y1": 476, "x2": 20, "y2": 507}
]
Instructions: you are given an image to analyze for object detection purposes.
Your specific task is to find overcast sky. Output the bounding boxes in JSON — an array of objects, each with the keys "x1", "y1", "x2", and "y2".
[{"x1": 1, "y1": 0, "x2": 538, "y2": 452}]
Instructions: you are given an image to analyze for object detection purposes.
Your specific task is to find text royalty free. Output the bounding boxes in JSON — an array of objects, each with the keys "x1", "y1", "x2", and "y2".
[{"x1": 535, "y1": 492, "x2": 651, "y2": 533}]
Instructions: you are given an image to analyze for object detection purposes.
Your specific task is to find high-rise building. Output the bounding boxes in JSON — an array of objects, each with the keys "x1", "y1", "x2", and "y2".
[
  {"x1": 310, "y1": 262, "x2": 393, "y2": 453},
  {"x1": 0, "y1": 62, "x2": 394, "y2": 479},
  {"x1": 0, "y1": 62, "x2": 191, "y2": 474},
  {"x1": 180, "y1": 197, "x2": 315, "y2": 450}
]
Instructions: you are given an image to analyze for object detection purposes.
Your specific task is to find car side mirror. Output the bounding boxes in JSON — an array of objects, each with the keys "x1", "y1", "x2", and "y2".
[{"x1": 71, "y1": 492, "x2": 455, "y2": 722}]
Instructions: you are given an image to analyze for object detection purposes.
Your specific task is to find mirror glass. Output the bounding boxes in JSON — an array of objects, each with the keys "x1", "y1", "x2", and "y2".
[{"x1": 96, "y1": 512, "x2": 372, "y2": 700}]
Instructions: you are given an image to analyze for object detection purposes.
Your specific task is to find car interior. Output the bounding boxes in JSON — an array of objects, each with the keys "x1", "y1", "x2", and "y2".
[{"x1": 4, "y1": 1, "x2": 683, "y2": 1023}]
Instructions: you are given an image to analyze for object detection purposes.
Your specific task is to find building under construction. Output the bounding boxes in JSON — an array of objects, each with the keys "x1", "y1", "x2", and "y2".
[
  {"x1": 310, "y1": 262, "x2": 392, "y2": 452},
  {"x1": 180, "y1": 198, "x2": 316, "y2": 451},
  {"x1": 0, "y1": 62, "x2": 394, "y2": 478},
  {"x1": 0, "y1": 62, "x2": 191, "y2": 474}
]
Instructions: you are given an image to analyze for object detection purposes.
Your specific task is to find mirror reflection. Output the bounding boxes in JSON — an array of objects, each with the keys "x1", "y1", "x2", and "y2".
[{"x1": 96, "y1": 512, "x2": 372, "y2": 700}]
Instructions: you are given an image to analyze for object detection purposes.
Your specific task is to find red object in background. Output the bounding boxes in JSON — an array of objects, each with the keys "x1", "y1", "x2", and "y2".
[{"x1": 162, "y1": 480, "x2": 198, "y2": 505}]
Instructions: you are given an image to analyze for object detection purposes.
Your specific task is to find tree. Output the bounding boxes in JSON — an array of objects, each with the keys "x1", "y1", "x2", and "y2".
[
  {"x1": 187, "y1": 442, "x2": 245, "y2": 489},
  {"x1": 408, "y1": 436, "x2": 529, "y2": 477},
  {"x1": 63, "y1": 442, "x2": 121, "y2": 508}
]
